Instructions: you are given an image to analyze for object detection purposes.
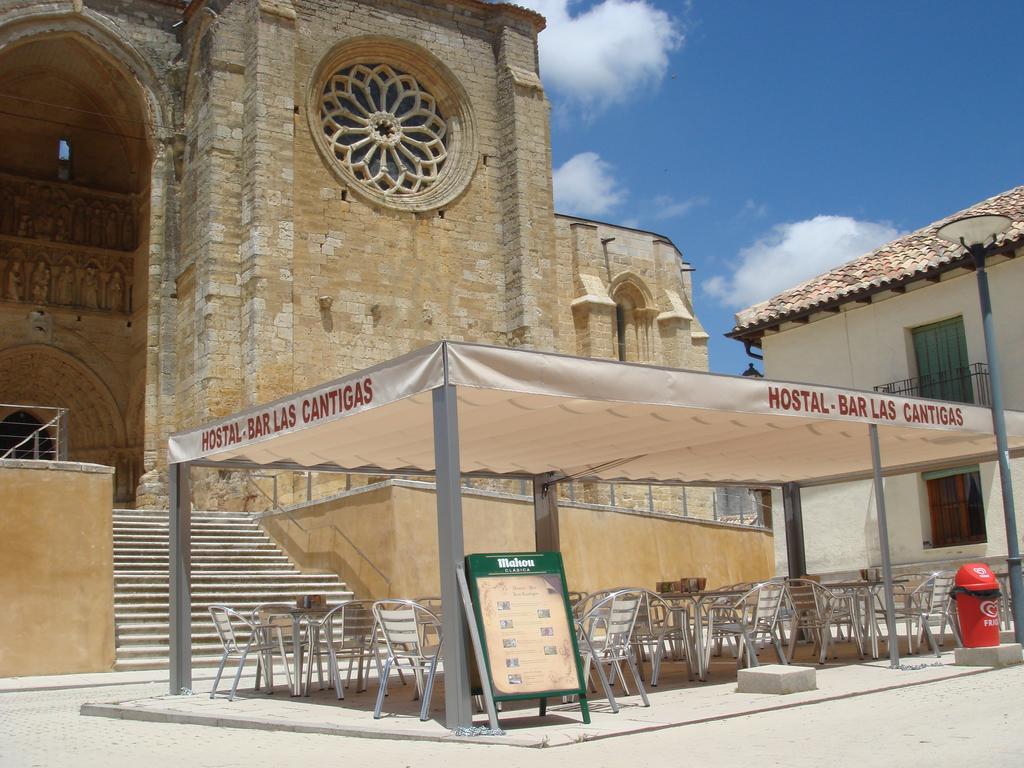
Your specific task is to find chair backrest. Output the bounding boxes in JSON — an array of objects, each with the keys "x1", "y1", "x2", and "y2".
[
  {"x1": 579, "y1": 589, "x2": 645, "y2": 655},
  {"x1": 923, "y1": 571, "x2": 955, "y2": 611},
  {"x1": 786, "y1": 579, "x2": 833, "y2": 626},
  {"x1": 413, "y1": 596, "x2": 444, "y2": 616},
  {"x1": 209, "y1": 605, "x2": 252, "y2": 653},
  {"x1": 250, "y1": 602, "x2": 294, "y2": 630},
  {"x1": 323, "y1": 600, "x2": 375, "y2": 648},
  {"x1": 640, "y1": 590, "x2": 679, "y2": 632},
  {"x1": 738, "y1": 581, "x2": 786, "y2": 630},
  {"x1": 373, "y1": 599, "x2": 441, "y2": 660},
  {"x1": 573, "y1": 589, "x2": 613, "y2": 619}
]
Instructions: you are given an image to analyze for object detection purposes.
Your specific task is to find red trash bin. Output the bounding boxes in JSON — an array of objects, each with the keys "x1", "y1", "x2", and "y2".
[{"x1": 952, "y1": 563, "x2": 1002, "y2": 648}]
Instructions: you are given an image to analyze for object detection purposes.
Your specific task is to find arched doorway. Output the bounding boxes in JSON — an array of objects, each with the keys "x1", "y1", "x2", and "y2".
[
  {"x1": 0, "y1": 33, "x2": 154, "y2": 504},
  {"x1": 0, "y1": 410, "x2": 55, "y2": 460}
]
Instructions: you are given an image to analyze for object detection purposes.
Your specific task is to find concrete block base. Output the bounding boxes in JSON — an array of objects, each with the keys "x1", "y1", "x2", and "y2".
[
  {"x1": 736, "y1": 664, "x2": 816, "y2": 694},
  {"x1": 953, "y1": 643, "x2": 1023, "y2": 668}
]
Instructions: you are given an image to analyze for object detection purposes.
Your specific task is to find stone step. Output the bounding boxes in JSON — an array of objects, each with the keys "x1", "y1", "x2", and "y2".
[
  {"x1": 114, "y1": 575, "x2": 344, "y2": 587},
  {"x1": 112, "y1": 536, "x2": 274, "y2": 548},
  {"x1": 111, "y1": 509, "x2": 351, "y2": 671},
  {"x1": 116, "y1": 593, "x2": 352, "y2": 606},
  {"x1": 113, "y1": 654, "x2": 230, "y2": 671},
  {"x1": 114, "y1": 564, "x2": 298, "y2": 575},
  {"x1": 115, "y1": 601, "x2": 349, "y2": 620},
  {"x1": 116, "y1": 557, "x2": 292, "y2": 561}
]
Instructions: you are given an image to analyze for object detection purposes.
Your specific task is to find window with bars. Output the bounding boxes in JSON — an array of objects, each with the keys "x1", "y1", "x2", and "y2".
[{"x1": 923, "y1": 466, "x2": 986, "y2": 548}]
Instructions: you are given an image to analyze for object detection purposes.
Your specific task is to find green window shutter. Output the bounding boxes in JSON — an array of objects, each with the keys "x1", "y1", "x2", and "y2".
[{"x1": 912, "y1": 317, "x2": 972, "y2": 403}]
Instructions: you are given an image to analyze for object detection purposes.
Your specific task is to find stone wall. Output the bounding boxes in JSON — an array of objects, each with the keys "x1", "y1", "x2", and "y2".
[
  {"x1": 0, "y1": 460, "x2": 115, "y2": 676},
  {"x1": 259, "y1": 480, "x2": 774, "y2": 599}
]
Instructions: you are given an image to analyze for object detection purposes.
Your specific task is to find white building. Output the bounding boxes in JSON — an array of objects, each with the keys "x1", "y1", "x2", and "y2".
[{"x1": 729, "y1": 186, "x2": 1024, "y2": 577}]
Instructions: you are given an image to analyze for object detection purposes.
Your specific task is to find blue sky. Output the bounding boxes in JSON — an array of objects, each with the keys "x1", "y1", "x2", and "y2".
[{"x1": 518, "y1": 0, "x2": 1024, "y2": 375}]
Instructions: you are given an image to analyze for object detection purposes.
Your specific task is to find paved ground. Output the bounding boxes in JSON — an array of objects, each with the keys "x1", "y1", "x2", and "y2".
[{"x1": 2, "y1": 665, "x2": 1023, "y2": 767}]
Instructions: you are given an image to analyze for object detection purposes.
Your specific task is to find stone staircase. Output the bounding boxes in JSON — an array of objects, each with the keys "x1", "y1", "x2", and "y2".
[{"x1": 113, "y1": 509, "x2": 353, "y2": 670}]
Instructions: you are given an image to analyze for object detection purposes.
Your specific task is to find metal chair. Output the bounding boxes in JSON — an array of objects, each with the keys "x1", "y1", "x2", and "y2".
[
  {"x1": 786, "y1": 579, "x2": 863, "y2": 664},
  {"x1": 573, "y1": 589, "x2": 614, "y2": 619},
  {"x1": 576, "y1": 588, "x2": 650, "y2": 713},
  {"x1": 894, "y1": 571, "x2": 960, "y2": 655},
  {"x1": 209, "y1": 605, "x2": 291, "y2": 701},
  {"x1": 249, "y1": 602, "x2": 303, "y2": 693},
  {"x1": 704, "y1": 581, "x2": 787, "y2": 670},
  {"x1": 372, "y1": 600, "x2": 443, "y2": 721},
  {"x1": 305, "y1": 600, "x2": 378, "y2": 698},
  {"x1": 633, "y1": 590, "x2": 695, "y2": 685}
]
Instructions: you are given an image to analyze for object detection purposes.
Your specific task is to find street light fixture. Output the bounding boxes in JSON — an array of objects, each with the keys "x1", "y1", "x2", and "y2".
[{"x1": 936, "y1": 212, "x2": 1022, "y2": 643}]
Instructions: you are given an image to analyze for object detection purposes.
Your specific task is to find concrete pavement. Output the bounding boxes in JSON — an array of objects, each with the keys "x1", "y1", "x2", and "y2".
[{"x1": 2, "y1": 665, "x2": 1023, "y2": 767}]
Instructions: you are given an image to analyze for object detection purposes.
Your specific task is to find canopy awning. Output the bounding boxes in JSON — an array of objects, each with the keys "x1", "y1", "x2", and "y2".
[{"x1": 169, "y1": 341, "x2": 1024, "y2": 487}]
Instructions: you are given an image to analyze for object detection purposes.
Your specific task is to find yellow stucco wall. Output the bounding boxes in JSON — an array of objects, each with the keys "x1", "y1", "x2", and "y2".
[
  {"x1": 260, "y1": 481, "x2": 773, "y2": 599},
  {"x1": 0, "y1": 462, "x2": 115, "y2": 676}
]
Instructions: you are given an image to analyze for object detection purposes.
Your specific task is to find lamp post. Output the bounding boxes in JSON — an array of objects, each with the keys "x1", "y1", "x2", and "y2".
[{"x1": 936, "y1": 213, "x2": 1023, "y2": 643}]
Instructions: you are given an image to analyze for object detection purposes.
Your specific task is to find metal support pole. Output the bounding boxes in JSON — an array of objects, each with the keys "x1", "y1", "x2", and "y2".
[
  {"x1": 306, "y1": 471, "x2": 312, "y2": 502},
  {"x1": 169, "y1": 461, "x2": 193, "y2": 694},
  {"x1": 971, "y1": 246, "x2": 1024, "y2": 643},
  {"x1": 782, "y1": 483, "x2": 806, "y2": 578},
  {"x1": 647, "y1": 484, "x2": 655, "y2": 513},
  {"x1": 533, "y1": 474, "x2": 560, "y2": 552},
  {"x1": 869, "y1": 424, "x2": 900, "y2": 669},
  {"x1": 432, "y1": 384, "x2": 472, "y2": 728}
]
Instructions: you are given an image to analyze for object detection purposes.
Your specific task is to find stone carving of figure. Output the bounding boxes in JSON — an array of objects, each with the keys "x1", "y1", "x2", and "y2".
[
  {"x1": 17, "y1": 213, "x2": 32, "y2": 238},
  {"x1": 109, "y1": 271, "x2": 124, "y2": 313},
  {"x1": 31, "y1": 263, "x2": 50, "y2": 304},
  {"x1": 121, "y1": 211, "x2": 135, "y2": 250},
  {"x1": 105, "y1": 210, "x2": 118, "y2": 249},
  {"x1": 72, "y1": 204, "x2": 87, "y2": 244},
  {"x1": 56, "y1": 265, "x2": 75, "y2": 305},
  {"x1": 55, "y1": 207, "x2": 70, "y2": 242},
  {"x1": 89, "y1": 204, "x2": 104, "y2": 247},
  {"x1": 6, "y1": 262, "x2": 22, "y2": 301},
  {"x1": 83, "y1": 266, "x2": 99, "y2": 308}
]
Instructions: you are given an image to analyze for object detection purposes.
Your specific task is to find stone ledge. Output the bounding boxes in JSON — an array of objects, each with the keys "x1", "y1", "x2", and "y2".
[
  {"x1": 0, "y1": 458, "x2": 114, "y2": 474},
  {"x1": 953, "y1": 644, "x2": 1023, "y2": 668},
  {"x1": 736, "y1": 664, "x2": 816, "y2": 695}
]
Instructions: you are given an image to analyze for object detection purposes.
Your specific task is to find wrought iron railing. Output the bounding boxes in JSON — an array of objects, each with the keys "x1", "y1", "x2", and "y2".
[
  {"x1": 0, "y1": 405, "x2": 68, "y2": 461},
  {"x1": 874, "y1": 362, "x2": 990, "y2": 406}
]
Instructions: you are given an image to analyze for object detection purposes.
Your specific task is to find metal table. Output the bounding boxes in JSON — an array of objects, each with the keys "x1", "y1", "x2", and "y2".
[
  {"x1": 287, "y1": 606, "x2": 332, "y2": 696},
  {"x1": 659, "y1": 589, "x2": 750, "y2": 680}
]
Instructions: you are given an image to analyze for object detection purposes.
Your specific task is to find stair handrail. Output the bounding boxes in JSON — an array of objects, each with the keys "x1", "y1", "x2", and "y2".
[
  {"x1": 244, "y1": 473, "x2": 392, "y2": 595},
  {"x1": 0, "y1": 410, "x2": 65, "y2": 461}
]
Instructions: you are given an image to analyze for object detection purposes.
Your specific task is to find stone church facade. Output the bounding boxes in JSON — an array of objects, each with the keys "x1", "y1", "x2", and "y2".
[{"x1": 0, "y1": 0, "x2": 708, "y2": 507}]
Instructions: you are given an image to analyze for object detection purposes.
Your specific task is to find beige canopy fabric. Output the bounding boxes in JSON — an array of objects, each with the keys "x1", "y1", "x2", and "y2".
[{"x1": 169, "y1": 341, "x2": 1024, "y2": 486}]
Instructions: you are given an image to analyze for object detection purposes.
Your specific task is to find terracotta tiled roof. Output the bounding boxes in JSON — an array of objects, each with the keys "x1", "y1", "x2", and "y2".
[{"x1": 730, "y1": 185, "x2": 1024, "y2": 339}]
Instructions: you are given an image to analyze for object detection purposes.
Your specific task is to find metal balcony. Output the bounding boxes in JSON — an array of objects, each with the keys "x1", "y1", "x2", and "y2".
[{"x1": 874, "y1": 362, "x2": 990, "y2": 406}]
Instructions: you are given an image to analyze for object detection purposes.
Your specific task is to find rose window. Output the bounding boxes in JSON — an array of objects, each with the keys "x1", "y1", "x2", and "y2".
[{"x1": 320, "y1": 64, "x2": 449, "y2": 196}]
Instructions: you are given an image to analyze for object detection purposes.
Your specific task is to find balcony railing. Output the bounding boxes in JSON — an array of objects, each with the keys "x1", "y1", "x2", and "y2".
[{"x1": 874, "y1": 363, "x2": 991, "y2": 406}]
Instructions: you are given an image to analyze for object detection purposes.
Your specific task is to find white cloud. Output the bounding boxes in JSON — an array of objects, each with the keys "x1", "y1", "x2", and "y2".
[
  {"x1": 739, "y1": 199, "x2": 769, "y2": 219},
  {"x1": 520, "y1": 0, "x2": 682, "y2": 110},
  {"x1": 705, "y1": 215, "x2": 901, "y2": 309},
  {"x1": 652, "y1": 194, "x2": 707, "y2": 220},
  {"x1": 552, "y1": 152, "x2": 624, "y2": 216}
]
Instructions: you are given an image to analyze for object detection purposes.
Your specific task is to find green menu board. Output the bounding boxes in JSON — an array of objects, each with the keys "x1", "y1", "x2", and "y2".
[{"x1": 464, "y1": 552, "x2": 589, "y2": 723}]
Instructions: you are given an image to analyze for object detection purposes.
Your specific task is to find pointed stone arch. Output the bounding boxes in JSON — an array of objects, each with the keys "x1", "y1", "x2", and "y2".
[
  {"x1": 609, "y1": 271, "x2": 657, "y2": 362},
  {"x1": 0, "y1": 344, "x2": 126, "y2": 450},
  {"x1": 0, "y1": 6, "x2": 177, "y2": 504}
]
